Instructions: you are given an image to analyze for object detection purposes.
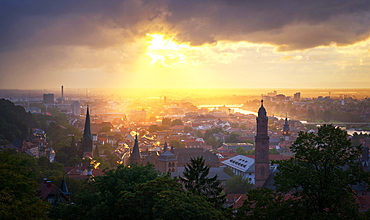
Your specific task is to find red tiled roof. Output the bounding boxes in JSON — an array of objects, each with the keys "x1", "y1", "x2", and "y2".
[
  {"x1": 245, "y1": 154, "x2": 293, "y2": 160},
  {"x1": 37, "y1": 180, "x2": 68, "y2": 201},
  {"x1": 170, "y1": 125, "x2": 185, "y2": 130}
]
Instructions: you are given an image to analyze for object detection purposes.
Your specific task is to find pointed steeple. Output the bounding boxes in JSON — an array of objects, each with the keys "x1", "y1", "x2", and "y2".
[
  {"x1": 258, "y1": 99, "x2": 267, "y2": 117},
  {"x1": 283, "y1": 113, "x2": 290, "y2": 139},
  {"x1": 163, "y1": 142, "x2": 168, "y2": 152},
  {"x1": 255, "y1": 98, "x2": 270, "y2": 188},
  {"x1": 83, "y1": 106, "x2": 93, "y2": 157},
  {"x1": 60, "y1": 179, "x2": 71, "y2": 196},
  {"x1": 130, "y1": 134, "x2": 142, "y2": 164},
  {"x1": 83, "y1": 106, "x2": 92, "y2": 139}
]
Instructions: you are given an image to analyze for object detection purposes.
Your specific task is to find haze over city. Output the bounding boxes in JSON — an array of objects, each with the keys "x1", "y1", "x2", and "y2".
[
  {"x1": 1, "y1": 0, "x2": 370, "y2": 89},
  {"x1": 3, "y1": 1, "x2": 370, "y2": 219}
]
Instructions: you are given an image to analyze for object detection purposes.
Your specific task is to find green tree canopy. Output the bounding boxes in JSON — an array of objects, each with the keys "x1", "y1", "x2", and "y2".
[
  {"x1": 0, "y1": 150, "x2": 50, "y2": 219},
  {"x1": 162, "y1": 117, "x2": 172, "y2": 126},
  {"x1": 225, "y1": 132, "x2": 241, "y2": 143},
  {"x1": 180, "y1": 156, "x2": 225, "y2": 208},
  {"x1": 236, "y1": 188, "x2": 298, "y2": 219},
  {"x1": 0, "y1": 99, "x2": 39, "y2": 143},
  {"x1": 225, "y1": 175, "x2": 253, "y2": 194},
  {"x1": 236, "y1": 147, "x2": 247, "y2": 155},
  {"x1": 171, "y1": 119, "x2": 184, "y2": 126},
  {"x1": 169, "y1": 139, "x2": 185, "y2": 149},
  {"x1": 273, "y1": 124, "x2": 369, "y2": 219},
  {"x1": 238, "y1": 124, "x2": 370, "y2": 219},
  {"x1": 54, "y1": 164, "x2": 231, "y2": 220}
]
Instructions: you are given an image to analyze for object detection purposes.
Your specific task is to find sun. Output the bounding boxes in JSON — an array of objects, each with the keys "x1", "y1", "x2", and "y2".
[{"x1": 146, "y1": 33, "x2": 191, "y2": 67}]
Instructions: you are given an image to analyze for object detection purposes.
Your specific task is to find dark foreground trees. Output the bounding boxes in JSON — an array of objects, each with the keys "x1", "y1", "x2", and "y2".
[
  {"x1": 0, "y1": 150, "x2": 50, "y2": 219},
  {"x1": 54, "y1": 163, "x2": 228, "y2": 220},
  {"x1": 180, "y1": 156, "x2": 226, "y2": 209},
  {"x1": 239, "y1": 124, "x2": 370, "y2": 219}
]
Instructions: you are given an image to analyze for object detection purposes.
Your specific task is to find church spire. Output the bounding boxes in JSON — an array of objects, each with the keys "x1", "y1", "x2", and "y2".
[
  {"x1": 83, "y1": 106, "x2": 93, "y2": 157},
  {"x1": 283, "y1": 113, "x2": 290, "y2": 140},
  {"x1": 255, "y1": 99, "x2": 270, "y2": 188},
  {"x1": 130, "y1": 134, "x2": 142, "y2": 164},
  {"x1": 83, "y1": 106, "x2": 92, "y2": 139},
  {"x1": 258, "y1": 99, "x2": 267, "y2": 117}
]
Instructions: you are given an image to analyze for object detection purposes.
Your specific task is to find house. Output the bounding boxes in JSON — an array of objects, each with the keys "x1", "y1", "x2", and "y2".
[
  {"x1": 174, "y1": 148, "x2": 219, "y2": 167},
  {"x1": 36, "y1": 178, "x2": 69, "y2": 204},
  {"x1": 222, "y1": 155, "x2": 255, "y2": 183}
]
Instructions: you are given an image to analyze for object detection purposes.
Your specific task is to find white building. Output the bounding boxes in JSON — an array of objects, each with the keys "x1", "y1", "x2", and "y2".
[
  {"x1": 222, "y1": 155, "x2": 255, "y2": 184},
  {"x1": 72, "y1": 101, "x2": 80, "y2": 116}
]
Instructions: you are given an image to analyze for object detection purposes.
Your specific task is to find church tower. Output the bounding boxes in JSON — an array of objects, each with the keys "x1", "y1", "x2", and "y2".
[
  {"x1": 157, "y1": 142, "x2": 178, "y2": 173},
  {"x1": 129, "y1": 134, "x2": 143, "y2": 165},
  {"x1": 254, "y1": 100, "x2": 270, "y2": 188},
  {"x1": 82, "y1": 106, "x2": 93, "y2": 158},
  {"x1": 282, "y1": 115, "x2": 290, "y2": 141}
]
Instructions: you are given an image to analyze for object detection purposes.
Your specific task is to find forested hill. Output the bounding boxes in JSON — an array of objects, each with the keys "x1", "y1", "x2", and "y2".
[{"x1": 0, "y1": 99, "x2": 39, "y2": 143}]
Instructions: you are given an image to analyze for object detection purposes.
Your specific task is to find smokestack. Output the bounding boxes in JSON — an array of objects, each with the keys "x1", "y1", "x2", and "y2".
[{"x1": 61, "y1": 85, "x2": 64, "y2": 103}]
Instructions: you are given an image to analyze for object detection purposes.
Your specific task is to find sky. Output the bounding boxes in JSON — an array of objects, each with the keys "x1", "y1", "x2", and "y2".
[{"x1": 1, "y1": 0, "x2": 370, "y2": 89}]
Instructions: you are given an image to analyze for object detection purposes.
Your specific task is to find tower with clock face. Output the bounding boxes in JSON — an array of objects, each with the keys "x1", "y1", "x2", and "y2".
[{"x1": 255, "y1": 100, "x2": 270, "y2": 188}]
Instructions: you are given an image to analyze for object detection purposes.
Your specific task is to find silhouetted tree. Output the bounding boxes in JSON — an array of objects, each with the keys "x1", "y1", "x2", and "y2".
[{"x1": 180, "y1": 156, "x2": 225, "y2": 208}]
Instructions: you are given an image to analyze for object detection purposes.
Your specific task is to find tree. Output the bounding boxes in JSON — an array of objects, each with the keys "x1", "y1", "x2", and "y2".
[
  {"x1": 269, "y1": 148, "x2": 280, "y2": 155},
  {"x1": 0, "y1": 99, "x2": 39, "y2": 143},
  {"x1": 225, "y1": 132, "x2": 241, "y2": 143},
  {"x1": 149, "y1": 124, "x2": 159, "y2": 133},
  {"x1": 169, "y1": 139, "x2": 185, "y2": 149},
  {"x1": 99, "y1": 126, "x2": 111, "y2": 133},
  {"x1": 0, "y1": 150, "x2": 50, "y2": 219},
  {"x1": 184, "y1": 126, "x2": 193, "y2": 133},
  {"x1": 116, "y1": 174, "x2": 229, "y2": 220},
  {"x1": 153, "y1": 189, "x2": 229, "y2": 220},
  {"x1": 273, "y1": 124, "x2": 370, "y2": 219},
  {"x1": 171, "y1": 119, "x2": 183, "y2": 126},
  {"x1": 236, "y1": 188, "x2": 298, "y2": 220},
  {"x1": 222, "y1": 167, "x2": 235, "y2": 177},
  {"x1": 307, "y1": 108, "x2": 315, "y2": 122},
  {"x1": 180, "y1": 156, "x2": 225, "y2": 208},
  {"x1": 55, "y1": 165, "x2": 231, "y2": 220},
  {"x1": 322, "y1": 110, "x2": 331, "y2": 122},
  {"x1": 55, "y1": 164, "x2": 160, "y2": 220},
  {"x1": 236, "y1": 147, "x2": 247, "y2": 155},
  {"x1": 162, "y1": 117, "x2": 172, "y2": 126},
  {"x1": 225, "y1": 175, "x2": 254, "y2": 194}
]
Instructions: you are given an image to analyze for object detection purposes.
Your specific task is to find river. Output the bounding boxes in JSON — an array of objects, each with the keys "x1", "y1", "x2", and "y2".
[{"x1": 198, "y1": 105, "x2": 370, "y2": 135}]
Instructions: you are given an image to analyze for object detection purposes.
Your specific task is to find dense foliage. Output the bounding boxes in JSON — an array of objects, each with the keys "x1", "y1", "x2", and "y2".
[
  {"x1": 0, "y1": 150, "x2": 50, "y2": 219},
  {"x1": 0, "y1": 99, "x2": 39, "y2": 143},
  {"x1": 180, "y1": 156, "x2": 226, "y2": 209},
  {"x1": 225, "y1": 175, "x2": 253, "y2": 194},
  {"x1": 52, "y1": 163, "x2": 229, "y2": 220},
  {"x1": 239, "y1": 124, "x2": 370, "y2": 219}
]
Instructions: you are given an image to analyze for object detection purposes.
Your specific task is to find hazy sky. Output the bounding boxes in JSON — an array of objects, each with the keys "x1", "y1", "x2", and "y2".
[{"x1": 1, "y1": 0, "x2": 370, "y2": 89}]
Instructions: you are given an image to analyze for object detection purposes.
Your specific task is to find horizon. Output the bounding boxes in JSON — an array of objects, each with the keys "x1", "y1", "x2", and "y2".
[{"x1": 1, "y1": 87, "x2": 369, "y2": 100}]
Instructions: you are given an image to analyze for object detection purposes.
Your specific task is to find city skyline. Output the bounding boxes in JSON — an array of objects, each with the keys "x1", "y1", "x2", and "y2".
[{"x1": 1, "y1": 1, "x2": 370, "y2": 89}]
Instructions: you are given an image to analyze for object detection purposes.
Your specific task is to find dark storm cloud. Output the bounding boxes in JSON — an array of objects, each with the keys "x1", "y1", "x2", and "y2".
[
  {"x1": 0, "y1": 0, "x2": 168, "y2": 51},
  {"x1": 1, "y1": 0, "x2": 370, "y2": 51},
  {"x1": 167, "y1": 0, "x2": 370, "y2": 49}
]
